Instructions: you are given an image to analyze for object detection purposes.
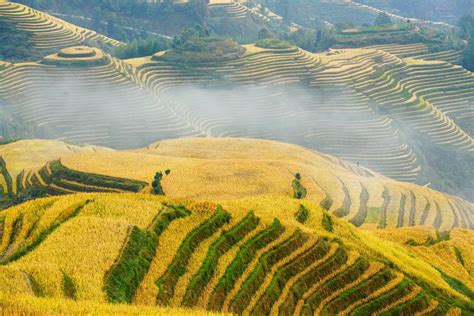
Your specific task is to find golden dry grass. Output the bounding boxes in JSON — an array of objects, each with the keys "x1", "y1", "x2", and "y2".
[
  {"x1": 55, "y1": 137, "x2": 472, "y2": 232},
  {"x1": 12, "y1": 216, "x2": 130, "y2": 301},
  {"x1": 0, "y1": 292, "x2": 222, "y2": 315},
  {"x1": 0, "y1": 192, "x2": 471, "y2": 311},
  {"x1": 0, "y1": 138, "x2": 472, "y2": 310}
]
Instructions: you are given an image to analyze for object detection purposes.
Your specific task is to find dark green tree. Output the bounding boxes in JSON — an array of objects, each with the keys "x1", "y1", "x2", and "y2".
[
  {"x1": 292, "y1": 173, "x2": 307, "y2": 199},
  {"x1": 462, "y1": 31, "x2": 474, "y2": 71},
  {"x1": 458, "y1": 15, "x2": 474, "y2": 39},
  {"x1": 258, "y1": 28, "x2": 271, "y2": 40},
  {"x1": 374, "y1": 12, "x2": 393, "y2": 25},
  {"x1": 151, "y1": 172, "x2": 165, "y2": 195}
]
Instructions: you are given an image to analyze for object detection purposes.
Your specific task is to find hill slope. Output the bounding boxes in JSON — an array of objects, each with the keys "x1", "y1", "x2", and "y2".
[
  {"x1": 2, "y1": 42, "x2": 472, "y2": 199},
  {"x1": 3, "y1": 138, "x2": 473, "y2": 232},
  {"x1": 0, "y1": 192, "x2": 472, "y2": 314},
  {"x1": 0, "y1": 1, "x2": 122, "y2": 51}
]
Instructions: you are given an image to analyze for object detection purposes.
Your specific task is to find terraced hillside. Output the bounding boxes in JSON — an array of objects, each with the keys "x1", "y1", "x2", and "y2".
[
  {"x1": 132, "y1": 44, "x2": 473, "y2": 196},
  {"x1": 0, "y1": 192, "x2": 472, "y2": 314},
  {"x1": 0, "y1": 42, "x2": 473, "y2": 198},
  {"x1": 209, "y1": 0, "x2": 272, "y2": 22},
  {"x1": 0, "y1": 1, "x2": 122, "y2": 50},
  {"x1": 0, "y1": 47, "x2": 193, "y2": 149},
  {"x1": 365, "y1": 43, "x2": 464, "y2": 65},
  {"x1": 3, "y1": 138, "x2": 473, "y2": 232},
  {"x1": 0, "y1": 139, "x2": 110, "y2": 195}
]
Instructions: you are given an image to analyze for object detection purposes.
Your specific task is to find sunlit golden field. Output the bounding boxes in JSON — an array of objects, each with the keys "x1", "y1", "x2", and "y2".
[
  {"x1": 0, "y1": 192, "x2": 472, "y2": 314},
  {"x1": 53, "y1": 138, "x2": 473, "y2": 231},
  {"x1": 1, "y1": 0, "x2": 473, "y2": 313}
]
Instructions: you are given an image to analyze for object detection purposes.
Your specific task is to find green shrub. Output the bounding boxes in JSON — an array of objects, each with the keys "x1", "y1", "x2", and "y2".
[
  {"x1": 151, "y1": 172, "x2": 164, "y2": 195},
  {"x1": 292, "y1": 174, "x2": 307, "y2": 200},
  {"x1": 255, "y1": 38, "x2": 293, "y2": 49},
  {"x1": 454, "y1": 247, "x2": 465, "y2": 267},
  {"x1": 110, "y1": 37, "x2": 171, "y2": 59},
  {"x1": 322, "y1": 211, "x2": 334, "y2": 232},
  {"x1": 159, "y1": 36, "x2": 245, "y2": 63},
  {"x1": 295, "y1": 205, "x2": 309, "y2": 224}
]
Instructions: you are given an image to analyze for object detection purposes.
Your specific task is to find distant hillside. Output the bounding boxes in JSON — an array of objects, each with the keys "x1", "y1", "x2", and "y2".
[
  {"x1": 259, "y1": 0, "x2": 467, "y2": 27},
  {"x1": 356, "y1": 0, "x2": 474, "y2": 25},
  {"x1": 0, "y1": 1, "x2": 122, "y2": 55},
  {"x1": 0, "y1": 40, "x2": 472, "y2": 200},
  {"x1": 14, "y1": 0, "x2": 284, "y2": 43}
]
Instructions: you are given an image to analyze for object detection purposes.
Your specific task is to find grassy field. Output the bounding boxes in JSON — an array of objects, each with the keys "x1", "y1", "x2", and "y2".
[
  {"x1": 0, "y1": 192, "x2": 471, "y2": 314},
  {"x1": 3, "y1": 138, "x2": 473, "y2": 232}
]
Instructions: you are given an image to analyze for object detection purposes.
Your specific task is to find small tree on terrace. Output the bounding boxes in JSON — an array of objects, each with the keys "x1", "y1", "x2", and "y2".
[
  {"x1": 374, "y1": 12, "x2": 392, "y2": 26},
  {"x1": 152, "y1": 172, "x2": 165, "y2": 195},
  {"x1": 292, "y1": 172, "x2": 307, "y2": 199}
]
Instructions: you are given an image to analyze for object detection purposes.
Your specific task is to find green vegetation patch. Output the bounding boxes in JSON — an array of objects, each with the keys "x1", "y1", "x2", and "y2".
[
  {"x1": 322, "y1": 211, "x2": 334, "y2": 233},
  {"x1": 105, "y1": 206, "x2": 189, "y2": 303},
  {"x1": 323, "y1": 269, "x2": 393, "y2": 314},
  {"x1": 380, "y1": 292, "x2": 429, "y2": 316},
  {"x1": 29, "y1": 273, "x2": 45, "y2": 297},
  {"x1": 255, "y1": 38, "x2": 293, "y2": 49},
  {"x1": 159, "y1": 36, "x2": 245, "y2": 63},
  {"x1": 279, "y1": 246, "x2": 348, "y2": 315},
  {"x1": 0, "y1": 19, "x2": 45, "y2": 61},
  {"x1": 1, "y1": 201, "x2": 90, "y2": 265},
  {"x1": 454, "y1": 247, "x2": 465, "y2": 267},
  {"x1": 50, "y1": 160, "x2": 147, "y2": 193},
  {"x1": 295, "y1": 205, "x2": 309, "y2": 224},
  {"x1": 292, "y1": 173, "x2": 307, "y2": 200},
  {"x1": 156, "y1": 207, "x2": 231, "y2": 305},
  {"x1": 303, "y1": 257, "x2": 369, "y2": 314},
  {"x1": 229, "y1": 230, "x2": 308, "y2": 314},
  {"x1": 110, "y1": 37, "x2": 171, "y2": 59},
  {"x1": 62, "y1": 272, "x2": 77, "y2": 300},
  {"x1": 352, "y1": 279, "x2": 413, "y2": 315},
  {"x1": 439, "y1": 271, "x2": 474, "y2": 300},
  {"x1": 252, "y1": 239, "x2": 330, "y2": 315},
  {"x1": 182, "y1": 212, "x2": 260, "y2": 307},
  {"x1": 208, "y1": 218, "x2": 285, "y2": 311}
]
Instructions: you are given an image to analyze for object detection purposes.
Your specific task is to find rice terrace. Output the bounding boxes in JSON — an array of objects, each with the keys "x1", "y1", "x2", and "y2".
[{"x1": 0, "y1": 0, "x2": 473, "y2": 315}]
